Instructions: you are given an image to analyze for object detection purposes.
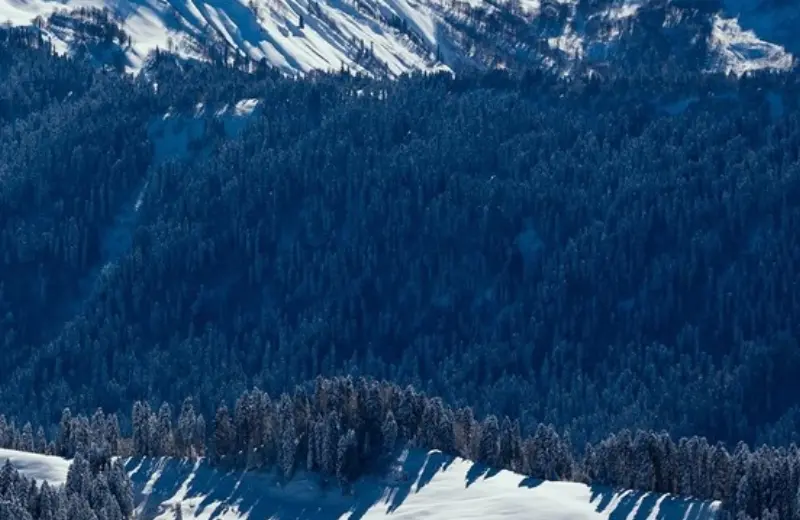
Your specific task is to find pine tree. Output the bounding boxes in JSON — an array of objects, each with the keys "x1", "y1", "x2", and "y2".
[
  {"x1": 277, "y1": 397, "x2": 297, "y2": 481},
  {"x1": 19, "y1": 423, "x2": 34, "y2": 453},
  {"x1": 156, "y1": 403, "x2": 174, "y2": 457},
  {"x1": 213, "y1": 405, "x2": 234, "y2": 465},
  {"x1": 453, "y1": 407, "x2": 475, "y2": 459},
  {"x1": 193, "y1": 414, "x2": 206, "y2": 457},
  {"x1": 70, "y1": 416, "x2": 91, "y2": 458},
  {"x1": 65, "y1": 452, "x2": 91, "y2": 498},
  {"x1": 0, "y1": 460, "x2": 15, "y2": 496},
  {"x1": 381, "y1": 411, "x2": 398, "y2": 456},
  {"x1": 336, "y1": 429, "x2": 359, "y2": 487},
  {"x1": 478, "y1": 415, "x2": 499, "y2": 467},
  {"x1": 131, "y1": 402, "x2": 151, "y2": 457},
  {"x1": 57, "y1": 409, "x2": 72, "y2": 458},
  {"x1": 0, "y1": 416, "x2": 8, "y2": 449},
  {"x1": 322, "y1": 411, "x2": 340, "y2": 476},
  {"x1": 0, "y1": 498, "x2": 34, "y2": 520},
  {"x1": 177, "y1": 398, "x2": 197, "y2": 458},
  {"x1": 35, "y1": 427, "x2": 47, "y2": 455},
  {"x1": 107, "y1": 460, "x2": 133, "y2": 518}
]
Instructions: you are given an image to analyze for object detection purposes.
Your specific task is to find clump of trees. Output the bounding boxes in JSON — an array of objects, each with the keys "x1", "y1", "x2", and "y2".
[
  {"x1": 0, "y1": 455, "x2": 133, "y2": 520},
  {"x1": 0, "y1": 415, "x2": 133, "y2": 520}
]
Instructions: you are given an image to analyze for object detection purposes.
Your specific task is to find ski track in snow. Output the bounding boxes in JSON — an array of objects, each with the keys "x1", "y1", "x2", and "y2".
[{"x1": 0, "y1": 448, "x2": 721, "y2": 520}]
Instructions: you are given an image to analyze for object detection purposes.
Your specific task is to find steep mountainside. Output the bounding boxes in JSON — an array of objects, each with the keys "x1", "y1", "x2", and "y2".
[{"x1": 0, "y1": 0, "x2": 796, "y2": 76}]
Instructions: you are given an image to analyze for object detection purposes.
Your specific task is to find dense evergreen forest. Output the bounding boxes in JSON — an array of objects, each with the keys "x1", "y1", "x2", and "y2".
[{"x1": 2, "y1": 11, "x2": 800, "y2": 519}]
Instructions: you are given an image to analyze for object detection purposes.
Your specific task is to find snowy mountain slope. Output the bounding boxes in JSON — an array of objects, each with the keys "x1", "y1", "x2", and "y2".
[
  {"x1": 0, "y1": 447, "x2": 721, "y2": 520},
  {"x1": 0, "y1": 0, "x2": 795, "y2": 76}
]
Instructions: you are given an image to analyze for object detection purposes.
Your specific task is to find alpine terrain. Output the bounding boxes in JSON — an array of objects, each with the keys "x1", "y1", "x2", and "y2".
[
  {"x1": 0, "y1": 0, "x2": 797, "y2": 76},
  {"x1": 1, "y1": 0, "x2": 800, "y2": 518}
]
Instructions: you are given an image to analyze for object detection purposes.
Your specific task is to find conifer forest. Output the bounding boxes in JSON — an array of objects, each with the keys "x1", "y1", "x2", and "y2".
[{"x1": 1, "y1": 7, "x2": 800, "y2": 518}]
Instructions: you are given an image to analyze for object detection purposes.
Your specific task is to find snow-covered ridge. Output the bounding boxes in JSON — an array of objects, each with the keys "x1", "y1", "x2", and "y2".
[
  {"x1": 1, "y1": 447, "x2": 720, "y2": 519},
  {"x1": 0, "y1": 0, "x2": 795, "y2": 77}
]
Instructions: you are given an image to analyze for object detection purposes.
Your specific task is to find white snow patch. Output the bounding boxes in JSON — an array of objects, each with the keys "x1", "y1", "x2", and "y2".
[
  {"x1": 125, "y1": 449, "x2": 721, "y2": 520},
  {"x1": 708, "y1": 14, "x2": 793, "y2": 76},
  {"x1": 0, "y1": 448, "x2": 72, "y2": 487},
  {"x1": 0, "y1": 448, "x2": 722, "y2": 519},
  {"x1": 604, "y1": 2, "x2": 639, "y2": 21},
  {"x1": 548, "y1": 27, "x2": 584, "y2": 61},
  {"x1": 0, "y1": 0, "x2": 448, "y2": 75},
  {"x1": 233, "y1": 98, "x2": 259, "y2": 116}
]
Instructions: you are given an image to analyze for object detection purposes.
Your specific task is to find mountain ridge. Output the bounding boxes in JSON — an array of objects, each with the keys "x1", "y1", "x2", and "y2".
[{"x1": 1, "y1": 0, "x2": 796, "y2": 77}]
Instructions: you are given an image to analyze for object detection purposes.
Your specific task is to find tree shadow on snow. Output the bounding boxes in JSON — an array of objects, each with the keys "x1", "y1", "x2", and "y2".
[
  {"x1": 517, "y1": 476, "x2": 544, "y2": 489},
  {"x1": 589, "y1": 484, "x2": 718, "y2": 520},
  {"x1": 464, "y1": 462, "x2": 501, "y2": 488},
  {"x1": 127, "y1": 454, "x2": 453, "y2": 519}
]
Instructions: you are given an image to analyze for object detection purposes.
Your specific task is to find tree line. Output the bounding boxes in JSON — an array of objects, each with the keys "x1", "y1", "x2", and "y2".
[{"x1": 2, "y1": 376, "x2": 797, "y2": 519}]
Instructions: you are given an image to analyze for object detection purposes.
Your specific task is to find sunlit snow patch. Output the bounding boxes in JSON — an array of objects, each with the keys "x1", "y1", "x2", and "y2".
[
  {"x1": 708, "y1": 14, "x2": 794, "y2": 76},
  {"x1": 125, "y1": 449, "x2": 721, "y2": 520},
  {"x1": 0, "y1": 448, "x2": 72, "y2": 487}
]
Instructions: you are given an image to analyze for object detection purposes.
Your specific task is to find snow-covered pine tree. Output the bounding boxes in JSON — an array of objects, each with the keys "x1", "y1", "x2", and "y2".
[
  {"x1": 381, "y1": 411, "x2": 398, "y2": 456},
  {"x1": 104, "y1": 415, "x2": 120, "y2": 458},
  {"x1": 131, "y1": 402, "x2": 151, "y2": 457},
  {"x1": 322, "y1": 411, "x2": 341, "y2": 476},
  {"x1": 176, "y1": 398, "x2": 197, "y2": 459},
  {"x1": 277, "y1": 396, "x2": 297, "y2": 481},
  {"x1": 212, "y1": 405, "x2": 234, "y2": 465},
  {"x1": 65, "y1": 452, "x2": 91, "y2": 499},
  {"x1": 56, "y1": 409, "x2": 72, "y2": 458},
  {"x1": 156, "y1": 403, "x2": 175, "y2": 457},
  {"x1": 336, "y1": 429, "x2": 359, "y2": 488},
  {"x1": 35, "y1": 427, "x2": 47, "y2": 455},
  {"x1": 478, "y1": 415, "x2": 499, "y2": 467},
  {"x1": 19, "y1": 422, "x2": 34, "y2": 453}
]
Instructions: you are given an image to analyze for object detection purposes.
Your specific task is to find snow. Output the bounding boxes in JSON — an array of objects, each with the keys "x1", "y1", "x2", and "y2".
[
  {"x1": 0, "y1": 447, "x2": 721, "y2": 519},
  {"x1": 604, "y1": 2, "x2": 639, "y2": 22},
  {"x1": 708, "y1": 14, "x2": 794, "y2": 76},
  {"x1": 0, "y1": 0, "x2": 444, "y2": 76},
  {"x1": 1, "y1": 0, "x2": 796, "y2": 76},
  {"x1": 0, "y1": 448, "x2": 71, "y2": 487},
  {"x1": 126, "y1": 449, "x2": 721, "y2": 520}
]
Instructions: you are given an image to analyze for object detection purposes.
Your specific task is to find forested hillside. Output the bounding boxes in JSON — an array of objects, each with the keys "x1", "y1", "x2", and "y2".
[{"x1": 1, "y1": 17, "x2": 800, "y2": 520}]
